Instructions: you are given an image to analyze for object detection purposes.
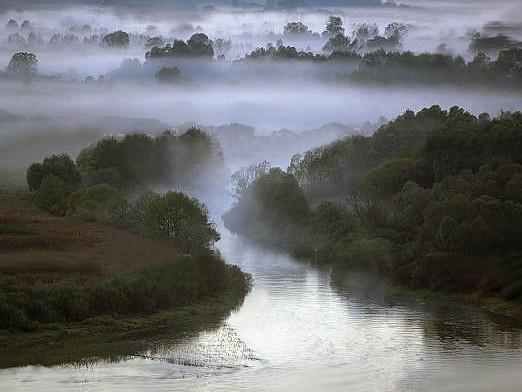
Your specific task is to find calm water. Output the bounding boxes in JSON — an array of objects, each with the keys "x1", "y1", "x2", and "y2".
[{"x1": 1, "y1": 225, "x2": 522, "y2": 391}]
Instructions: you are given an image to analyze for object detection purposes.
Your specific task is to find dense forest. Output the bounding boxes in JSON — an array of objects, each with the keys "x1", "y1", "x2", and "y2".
[{"x1": 224, "y1": 106, "x2": 522, "y2": 299}]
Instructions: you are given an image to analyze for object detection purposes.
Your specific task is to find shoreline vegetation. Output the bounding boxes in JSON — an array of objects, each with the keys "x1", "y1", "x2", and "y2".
[
  {"x1": 224, "y1": 105, "x2": 522, "y2": 320},
  {"x1": 0, "y1": 128, "x2": 250, "y2": 368}
]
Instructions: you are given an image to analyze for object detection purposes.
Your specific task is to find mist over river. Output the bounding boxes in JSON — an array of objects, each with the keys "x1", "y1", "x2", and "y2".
[{"x1": 2, "y1": 1, "x2": 522, "y2": 390}]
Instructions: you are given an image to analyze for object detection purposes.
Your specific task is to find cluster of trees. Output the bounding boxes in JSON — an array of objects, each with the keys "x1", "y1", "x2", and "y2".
[
  {"x1": 5, "y1": 52, "x2": 38, "y2": 80},
  {"x1": 224, "y1": 107, "x2": 522, "y2": 299},
  {"x1": 469, "y1": 32, "x2": 521, "y2": 55},
  {"x1": 321, "y1": 16, "x2": 407, "y2": 54},
  {"x1": 75, "y1": 127, "x2": 224, "y2": 192},
  {"x1": 146, "y1": 33, "x2": 214, "y2": 60},
  {"x1": 350, "y1": 48, "x2": 522, "y2": 88},
  {"x1": 26, "y1": 128, "x2": 224, "y2": 250}
]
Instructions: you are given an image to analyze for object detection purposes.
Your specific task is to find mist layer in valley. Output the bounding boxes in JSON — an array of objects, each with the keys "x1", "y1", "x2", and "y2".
[{"x1": 1, "y1": 0, "x2": 522, "y2": 184}]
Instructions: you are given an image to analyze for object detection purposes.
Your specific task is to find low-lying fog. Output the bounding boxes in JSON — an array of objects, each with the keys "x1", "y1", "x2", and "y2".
[
  {"x1": 1, "y1": 0, "x2": 522, "y2": 181},
  {"x1": 1, "y1": 1, "x2": 522, "y2": 75}
]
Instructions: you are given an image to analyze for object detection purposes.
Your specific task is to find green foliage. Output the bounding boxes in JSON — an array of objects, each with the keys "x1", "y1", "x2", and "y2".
[
  {"x1": 26, "y1": 154, "x2": 81, "y2": 192},
  {"x1": 33, "y1": 175, "x2": 70, "y2": 215},
  {"x1": 113, "y1": 190, "x2": 219, "y2": 253},
  {"x1": 68, "y1": 184, "x2": 125, "y2": 222},
  {"x1": 224, "y1": 168, "x2": 310, "y2": 245},
  {"x1": 139, "y1": 191, "x2": 220, "y2": 253},
  {"x1": 363, "y1": 157, "x2": 420, "y2": 197},
  {"x1": 0, "y1": 253, "x2": 249, "y2": 330},
  {"x1": 77, "y1": 129, "x2": 223, "y2": 192},
  {"x1": 225, "y1": 106, "x2": 522, "y2": 300},
  {"x1": 26, "y1": 154, "x2": 82, "y2": 215}
]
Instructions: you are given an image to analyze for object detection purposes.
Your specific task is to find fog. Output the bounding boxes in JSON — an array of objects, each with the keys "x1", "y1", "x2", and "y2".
[{"x1": 1, "y1": 0, "x2": 522, "y2": 181}]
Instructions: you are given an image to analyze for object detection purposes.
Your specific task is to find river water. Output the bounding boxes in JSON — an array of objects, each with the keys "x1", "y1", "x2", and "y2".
[{"x1": 1, "y1": 225, "x2": 522, "y2": 391}]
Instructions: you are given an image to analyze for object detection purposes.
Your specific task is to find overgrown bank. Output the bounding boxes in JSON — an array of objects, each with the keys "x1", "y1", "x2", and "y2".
[
  {"x1": 224, "y1": 106, "x2": 522, "y2": 306},
  {"x1": 0, "y1": 129, "x2": 249, "y2": 366}
]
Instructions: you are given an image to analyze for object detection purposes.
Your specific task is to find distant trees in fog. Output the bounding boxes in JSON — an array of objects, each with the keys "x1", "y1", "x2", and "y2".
[
  {"x1": 6, "y1": 52, "x2": 38, "y2": 80},
  {"x1": 283, "y1": 22, "x2": 313, "y2": 37},
  {"x1": 146, "y1": 33, "x2": 214, "y2": 60},
  {"x1": 469, "y1": 33, "x2": 522, "y2": 55},
  {"x1": 155, "y1": 66, "x2": 181, "y2": 83},
  {"x1": 213, "y1": 38, "x2": 232, "y2": 58},
  {"x1": 322, "y1": 16, "x2": 345, "y2": 38},
  {"x1": 101, "y1": 30, "x2": 130, "y2": 48}
]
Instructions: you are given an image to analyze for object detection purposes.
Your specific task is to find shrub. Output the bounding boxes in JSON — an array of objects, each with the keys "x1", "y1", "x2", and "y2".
[
  {"x1": 34, "y1": 175, "x2": 70, "y2": 215},
  {"x1": 68, "y1": 184, "x2": 126, "y2": 221},
  {"x1": 26, "y1": 154, "x2": 81, "y2": 192}
]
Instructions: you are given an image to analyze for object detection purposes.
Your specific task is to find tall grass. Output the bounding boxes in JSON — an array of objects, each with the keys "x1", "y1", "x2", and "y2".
[{"x1": 0, "y1": 252, "x2": 249, "y2": 331}]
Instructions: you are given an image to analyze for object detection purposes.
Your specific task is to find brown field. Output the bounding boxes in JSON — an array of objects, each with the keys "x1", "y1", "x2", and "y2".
[{"x1": 0, "y1": 187, "x2": 181, "y2": 285}]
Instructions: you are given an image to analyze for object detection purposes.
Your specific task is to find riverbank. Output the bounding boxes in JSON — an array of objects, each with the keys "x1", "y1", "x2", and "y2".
[
  {"x1": 0, "y1": 287, "x2": 246, "y2": 368},
  {"x1": 0, "y1": 188, "x2": 250, "y2": 368}
]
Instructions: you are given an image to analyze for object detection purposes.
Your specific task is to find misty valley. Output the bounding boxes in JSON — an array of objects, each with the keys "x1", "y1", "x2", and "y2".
[{"x1": 1, "y1": 1, "x2": 522, "y2": 391}]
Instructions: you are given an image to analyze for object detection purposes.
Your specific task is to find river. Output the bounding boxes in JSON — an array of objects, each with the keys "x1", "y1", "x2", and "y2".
[{"x1": 1, "y1": 224, "x2": 522, "y2": 391}]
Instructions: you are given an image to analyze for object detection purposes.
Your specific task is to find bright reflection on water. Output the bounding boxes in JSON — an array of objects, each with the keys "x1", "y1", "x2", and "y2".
[{"x1": 1, "y1": 226, "x2": 522, "y2": 391}]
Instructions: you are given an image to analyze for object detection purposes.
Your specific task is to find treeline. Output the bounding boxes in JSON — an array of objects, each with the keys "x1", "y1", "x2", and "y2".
[
  {"x1": 224, "y1": 106, "x2": 522, "y2": 300},
  {"x1": 27, "y1": 127, "x2": 224, "y2": 222},
  {"x1": 241, "y1": 45, "x2": 522, "y2": 88},
  {"x1": 350, "y1": 48, "x2": 522, "y2": 88}
]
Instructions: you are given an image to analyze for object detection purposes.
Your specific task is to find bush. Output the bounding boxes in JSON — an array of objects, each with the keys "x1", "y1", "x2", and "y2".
[
  {"x1": 26, "y1": 154, "x2": 81, "y2": 192},
  {"x1": 0, "y1": 252, "x2": 249, "y2": 330},
  {"x1": 68, "y1": 184, "x2": 126, "y2": 221},
  {"x1": 34, "y1": 175, "x2": 70, "y2": 215}
]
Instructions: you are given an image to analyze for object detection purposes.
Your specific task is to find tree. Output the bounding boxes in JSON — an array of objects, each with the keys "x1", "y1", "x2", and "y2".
[
  {"x1": 231, "y1": 161, "x2": 271, "y2": 199},
  {"x1": 384, "y1": 22, "x2": 408, "y2": 43},
  {"x1": 34, "y1": 175, "x2": 70, "y2": 215},
  {"x1": 155, "y1": 67, "x2": 181, "y2": 83},
  {"x1": 101, "y1": 30, "x2": 130, "y2": 48},
  {"x1": 187, "y1": 33, "x2": 214, "y2": 57},
  {"x1": 26, "y1": 154, "x2": 81, "y2": 192},
  {"x1": 6, "y1": 52, "x2": 38, "y2": 80},
  {"x1": 354, "y1": 23, "x2": 379, "y2": 41},
  {"x1": 323, "y1": 16, "x2": 344, "y2": 38},
  {"x1": 142, "y1": 191, "x2": 220, "y2": 252},
  {"x1": 68, "y1": 184, "x2": 125, "y2": 222},
  {"x1": 283, "y1": 22, "x2": 311, "y2": 36},
  {"x1": 213, "y1": 38, "x2": 232, "y2": 58},
  {"x1": 363, "y1": 157, "x2": 421, "y2": 197},
  {"x1": 323, "y1": 33, "x2": 357, "y2": 53}
]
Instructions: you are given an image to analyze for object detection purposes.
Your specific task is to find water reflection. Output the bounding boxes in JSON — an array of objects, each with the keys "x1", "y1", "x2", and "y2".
[{"x1": 1, "y1": 227, "x2": 522, "y2": 391}]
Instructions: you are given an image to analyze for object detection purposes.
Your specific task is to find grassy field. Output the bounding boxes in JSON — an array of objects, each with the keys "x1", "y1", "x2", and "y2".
[{"x1": 0, "y1": 188, "x2": 249, "y2": 368}]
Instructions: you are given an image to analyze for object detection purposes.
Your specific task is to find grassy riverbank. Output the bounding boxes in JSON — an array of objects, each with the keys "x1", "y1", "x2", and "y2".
[{"x1": 0, "y1": 189, "x2": 250, "y2": 368}]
